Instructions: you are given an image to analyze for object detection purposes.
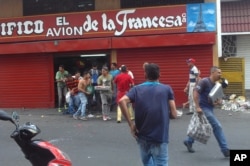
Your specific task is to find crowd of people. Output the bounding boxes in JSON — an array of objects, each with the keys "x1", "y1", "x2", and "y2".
[
  {"x1": 55, "y1": 60, "x2": 230, "y2": 166},
  {"x1": 55, "y1": 62, "x2": 135, "y2": 122}
]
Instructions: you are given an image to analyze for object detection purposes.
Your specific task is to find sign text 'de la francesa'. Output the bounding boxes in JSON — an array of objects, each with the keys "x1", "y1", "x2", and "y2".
[{"x1": 0, "y1": 5, "x2": 186, "y2": 43}]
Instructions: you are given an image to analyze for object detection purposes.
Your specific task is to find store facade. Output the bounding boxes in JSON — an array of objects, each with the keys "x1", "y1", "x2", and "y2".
[
  {"x1": 221, "y1": 0, "x2": 250, "y2": 97},
  {"x1": 0, "y1": 3, "x2": 217, "y2": 108}
]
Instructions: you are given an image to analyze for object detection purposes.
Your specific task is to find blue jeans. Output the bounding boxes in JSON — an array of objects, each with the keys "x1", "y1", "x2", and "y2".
[
  {"x1": 74, "y1": 92, "x2": 87, "y2": 117},
  {"x1": 68, "y1": 94, "x2": 80, "y2": 114},
  {"x1": 137, "y1": 138, "x2": 168, "y2": 166},
  {"x1": 57, "y1": 86, "x2": 67, "y2": 108},
  {"x1": 185, "y1": 107, "x2": 229, "y2": 153}
]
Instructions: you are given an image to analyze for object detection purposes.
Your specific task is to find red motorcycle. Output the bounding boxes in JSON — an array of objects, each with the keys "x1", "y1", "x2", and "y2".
[{"x1": 0, "y1": 110, "x2": 72, "y2": 166}]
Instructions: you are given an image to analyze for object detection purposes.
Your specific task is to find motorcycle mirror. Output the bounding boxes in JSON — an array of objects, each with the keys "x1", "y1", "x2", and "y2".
[
  {"x1": 0, "y1": 110, "x2": 13, "y2": 122},
  {"x1": 12, "y1": 111, "x2": 20, "y2": 122}
]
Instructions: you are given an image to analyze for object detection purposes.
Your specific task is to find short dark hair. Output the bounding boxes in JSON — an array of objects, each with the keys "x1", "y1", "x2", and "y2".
[
  {"x1": 210, "y1": 66, "x2": 220, "y2": 73},
  {"x1": 83, "y1": 71, "x2": 89, "y2": 76},
  {"x1": 59, "y1": 65, "x2": 64, "y2": 68},
  {"x1": 120, "y1": 65, "x2": 127, "y2": 72},
  {"x1": 145, "y1": 63, "x2": 160, "y2": 80},
  {"x1": 75, "y1": 70, "x2": 81, "y2": 74},
  {"x1": 111, "y1": 62, "x2": 117, "y2": 67},
  {"x1": 102, "y1": 66, "x2": 109, "y2": 71}
]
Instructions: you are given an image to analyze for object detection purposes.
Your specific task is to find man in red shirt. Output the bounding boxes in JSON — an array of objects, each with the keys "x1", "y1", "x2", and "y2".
[
  {"x1": 65, "y1": 74, "x2": 80, "y2": 115},
  {"x1": 114, "y1": 65, "x2": 134, "y2": 123}
]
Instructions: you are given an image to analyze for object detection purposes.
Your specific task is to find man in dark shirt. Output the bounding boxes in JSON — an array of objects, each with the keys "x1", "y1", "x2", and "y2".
[
  {"x1": 183, "y1": 66, "x2": 230, "y2": 158},
  {"x1": 119, "y1": 63, "x2": 177, "y2": 166}
]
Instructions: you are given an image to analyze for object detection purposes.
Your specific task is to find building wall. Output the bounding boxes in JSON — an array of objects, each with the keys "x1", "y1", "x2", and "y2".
[
  {"x1": 0, "y1": 0, "x2": 22, "y2": 18},
  {"x1": 237, "y1": 35, "x2": 250, "y2": 89},
  {"x1": 95, "y1": 0, "x2": 120, "y2": 10},
  {"x1": 221, "y1": 1, "x2": 250, "y2": 33},
  {"x1": 205, "y1": 0, "x2": 218, "y2": 66}
]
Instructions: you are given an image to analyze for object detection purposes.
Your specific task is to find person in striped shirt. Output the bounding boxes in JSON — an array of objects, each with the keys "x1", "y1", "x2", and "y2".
[{"x1": 65, "y1": 73, "x2": 80, "y2": 115}]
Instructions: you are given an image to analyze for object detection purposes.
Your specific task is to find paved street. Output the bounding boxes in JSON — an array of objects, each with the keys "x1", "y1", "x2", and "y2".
[{"x1": 0, "y1": 107, "x2": 250, "y2": 166}]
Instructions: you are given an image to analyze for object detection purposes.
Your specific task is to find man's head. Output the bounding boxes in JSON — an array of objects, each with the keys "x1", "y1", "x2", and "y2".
[
  {"x1": 143, "y1": 62, "x2": 149, "y2": 70},
  {"x1": 210, "y1": 66, "x2": 221, "y2": 82},
  {"x1": 74, "y1": 71, "x2": 81, "y2": 79},
  {"x1": 59, "y1": 65, "x2": 65, "y2": 72},
  {"x1": 111, "y1": 63, "x2": 117, "y2": 70},
  {"x1": 145, "y1": 63, "x2": 160, "y2": 81},
  {"x1": 186, "y1": 58, "x2": 195, "y2": 67},
  {"x1": 101, "y1": 66, "x2": 109, "y2": 76},
  {"x1": 120, "y1": 65, "x2": 127, "y2": 73},
  {"x1": 65, "y1": 74, "x2": 73, "y2": 81},
  {"x1": 83, "y1": 71, "x2": 91, "y2": 79},
  {"x1": 92, "y1": 63, "x2": 98, "y2": 70}
]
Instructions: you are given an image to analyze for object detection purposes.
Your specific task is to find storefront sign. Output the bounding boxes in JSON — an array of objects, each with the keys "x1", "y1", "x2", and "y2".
[{"x1": 0, "y1": 3, "x2": 215, "y2": 43}]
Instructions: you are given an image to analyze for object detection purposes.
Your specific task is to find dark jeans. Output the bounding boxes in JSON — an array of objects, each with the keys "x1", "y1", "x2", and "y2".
[{"x1": 185, "y1": 107, "x2": 229, "y2": 153}]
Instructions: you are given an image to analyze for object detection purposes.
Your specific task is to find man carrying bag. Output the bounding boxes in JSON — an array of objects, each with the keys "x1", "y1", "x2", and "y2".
[
  {"x1": 187, "y1": 112, "x2": 212, "y2": 144},
  {"x1": 183, "y1": 66, "x2": 230, "y2": 158}
]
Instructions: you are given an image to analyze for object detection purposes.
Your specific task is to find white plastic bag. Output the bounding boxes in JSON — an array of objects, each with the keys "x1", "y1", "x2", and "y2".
[
  {"x1": 65, "y1": 91, "x2": 70, "y2": 104},
  {"x1": 187, "y1": 113, "x2": 212, "y2": 144}
]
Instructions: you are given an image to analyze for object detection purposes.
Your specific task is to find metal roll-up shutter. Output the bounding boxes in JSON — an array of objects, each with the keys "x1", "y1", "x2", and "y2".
[
  {"x1": 219, "y1": 57, "x2": 244, "y2": 97},
  {"x1": 237, "y1": 35, "x2": 250, "y2": 89},
  {"x1": 117, "y1": 45, "x2": 213, "y2": 107},
  {"x1": 0, "y1": 54, "x2": 54, "y2": 108}
]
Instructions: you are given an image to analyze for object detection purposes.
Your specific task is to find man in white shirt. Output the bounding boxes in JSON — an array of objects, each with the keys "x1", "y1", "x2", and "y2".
[{"x1": 184, "y1": 58, "x2": 199, "y2": 115}]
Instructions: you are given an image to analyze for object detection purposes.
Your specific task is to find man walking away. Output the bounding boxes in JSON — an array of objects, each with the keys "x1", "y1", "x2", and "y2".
[{"x1": 119, "y1": 63, "x2": 177, "y2": 166}]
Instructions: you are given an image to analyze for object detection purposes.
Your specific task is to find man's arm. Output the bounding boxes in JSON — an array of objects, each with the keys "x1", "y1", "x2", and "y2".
[
  {"x1": 78, "y1": 80, "x2": 89, "y2": 95},
  {"x1": 169, "y1": 100, "x2": 177, "y2": 119},
  {"x1": 55, "y1": 72, "x2": 64, "y2": 82},
  {"x1": 193, "y1": 89, "x2": 202, "y2": 113},
  {"x1": 129, "y1": 77, "x2": 134, "y2": 87},
  {"x1": 184, "y1": 81, "x2": 190, "y2": 93},
  {"x1": 118, "y1": 95, "x2": 138, "y2": 138}
]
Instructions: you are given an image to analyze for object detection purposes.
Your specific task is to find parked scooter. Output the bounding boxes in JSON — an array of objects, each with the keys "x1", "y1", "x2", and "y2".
[{"x1": 0, "y1": 109, "x2": 72, "y2": 166}]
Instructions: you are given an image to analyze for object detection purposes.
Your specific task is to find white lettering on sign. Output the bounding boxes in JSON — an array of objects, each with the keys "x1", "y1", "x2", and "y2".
[
  {"x1": 0, "y1": 20, "x2": 44, "y2": 36},
  {"x1": 114, "y1": 9, "x2": 186, "y2": 36},
  {"x1": 234, "y1": 154, "x2": 247, "y2": 161},
  {"x1": 0, "y1": 8, "x2": 186, "y2": 39},
  {"x1": 56, "y1": 17, "x2": 69, "y2": 26},
  {"x1": 82, "y1": 15, "x2": 98, "y2": 32},
  {"x1": 46, "y1": 27, "x2": 83, "y2": 37},
  {"x1": 102, "y1": 13, "x2": 116, "y2": 31}
]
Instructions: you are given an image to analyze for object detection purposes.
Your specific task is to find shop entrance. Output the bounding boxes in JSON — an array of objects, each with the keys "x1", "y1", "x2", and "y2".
[
  {"x1": 53, "y1": 51, "x2": 111, "y2": 108},
  {"x1": 54, "y1": 52, "x2": 110, "y2": 75}
]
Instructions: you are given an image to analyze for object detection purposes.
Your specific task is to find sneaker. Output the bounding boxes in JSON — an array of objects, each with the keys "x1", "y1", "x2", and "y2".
[
  {"x1": 117, "y1": 120, "x2": 121, "y2": 123},
  {"x1": 64, "y1": 105, "x2": 68, "y2": 109},
  {"x1": 222, "y1": 150, "x2": 230, "y2": 157},
  {"x1": 87, "y1": 114, "x2": 95, "y2": 118},
  {"x1": 106, "y1": 116, "x2": 112, "y2": 120},
  {"x1": 73, "y1": 114, "x2": 78, "y2": 120},
  {"x1": 79, "y1": 116, "x2": 88, "y2": 121},
  {"x1": 183, "y1": 141, "x2": 195, "y2": 153},
  {"x1": 103, "y1": 116, "x2": 107, "y2": 121},
  {"x1": 58, "y1": 108, "x2": 62, "y2": 113},
  {"x1": 186, "y1": 112, "x2": 194, "y2": 115}
]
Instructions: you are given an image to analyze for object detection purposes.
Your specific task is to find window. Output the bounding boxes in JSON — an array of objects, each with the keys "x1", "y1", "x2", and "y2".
[
  {"x1": 222, "y1": 35, "x2": 237, "y2": 57},
  {"x1": 23, "y1": 0, "x2": 95, "y2": 16},
  {"x1": 121, "y1": 0, "x2": 204, "y2": 9}
]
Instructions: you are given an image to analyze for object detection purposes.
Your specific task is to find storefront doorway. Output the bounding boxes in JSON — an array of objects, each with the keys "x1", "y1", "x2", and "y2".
[
  {"x1": 53, "y1": 51, "x2": 110, "y2": 107},
  {"x1": 54, "y1": 52, "x2": 110, "y2": 75}
]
